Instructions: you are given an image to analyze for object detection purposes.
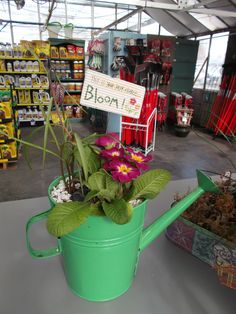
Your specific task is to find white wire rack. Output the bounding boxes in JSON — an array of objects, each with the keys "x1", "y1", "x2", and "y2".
[{"x1": 120, "y1": 108, "x2": 157, "y2": 156}]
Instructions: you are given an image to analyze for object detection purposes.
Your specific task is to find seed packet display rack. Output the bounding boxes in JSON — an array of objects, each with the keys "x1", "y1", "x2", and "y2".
[
  {"x1": 48, "y1": 38, "x2": 85, "y2": 120},
  {"x1": 0, "y1": 53, "x2": 50, "y2": 126}
]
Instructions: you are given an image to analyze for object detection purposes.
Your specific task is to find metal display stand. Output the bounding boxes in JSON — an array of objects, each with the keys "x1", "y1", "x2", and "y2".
[{"x1": 120, "y1": 108, "x2": 157, "y2": 155}]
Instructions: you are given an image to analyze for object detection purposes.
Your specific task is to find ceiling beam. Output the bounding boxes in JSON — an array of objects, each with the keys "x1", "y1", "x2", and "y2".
[
  {"x1": 189, "y1": 8, "x2": 236, "y2": 17},
  {"x1": 92, "y1": 7, "x2": 143, "y2": 36},
  {"x1": 95, "y1": 0, "x2": 181, "y2": 10},
  {"x1": 181, "y1": 0, "x2": 219, "y2": 10},
  {"x1": 96, "y1": 0, "x2": 236, "y2": 17}
]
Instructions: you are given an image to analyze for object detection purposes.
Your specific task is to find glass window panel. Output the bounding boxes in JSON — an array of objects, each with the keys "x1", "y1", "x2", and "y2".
[
  {"x1": 94, "y1": 6, "x2": 115, "y2": 28},
  {"x1": 73, "y1": 28, "x2": 91, "y2": 42},
  {"x1": 160, "y1": 26, "x2": 174, "y2": 36},
  {"x1": 205, "y1": 33, "x2": 229, "y2": 90},
  {"x1": 141, "y1": 12, "x2": 159, "y2": 35},
  {"x1": 9, "y1": 0, "x2": 38, "y2": 22},
  {"x1": 190, "y1": 13, "x2": 226, "y2": 31},
  {"x1": 194, "y1": 38, "x2": 210, "y2": 89},
  {"x1": 126, "y1": 13, "x2": 139, "y2": 32},
  {"x1": 0, "y1": 23, "x2": 12, "y2": 44},
  {"x1": 12, "y1": 24, "x2": 40, "y2": 43},
  {"x1": 116, "y1": 8, "x2": 129, "y2": 29},
  {"x1": 67, "y1": 3, "x2": 91, "y2": 28},
  {"x1": 40, "y1": 1, "x2": 66, "y2": 34},
  {"x1": 0, "y1": 0, "x2": 9, "y2": 19}
]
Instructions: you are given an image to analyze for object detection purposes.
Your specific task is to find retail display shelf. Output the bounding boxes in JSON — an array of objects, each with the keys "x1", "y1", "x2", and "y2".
[
  {"x1": 50, "y1": 57, "x2": 84, "y2": 61},
  {"x1": 0, "y1": 57, "x2": 47, "y2": 61},
  {"x1": 0, "y1": 157, "x2": 17, "y2": 163},
  {"x1": 65, "y1": 90, "x2": 82, "y2": 94},
  {"x1": 17, "y1": 103, "x2": 49, "y2": 106},
  {"x1": 60, "y1": 104, "x2": 80, "y2": 106},
  {"x1": 0, "y1": 117, "x2": 13, "y2": 123},
  {"x1": 15, "y1": 87, "x2": 49, "y2": 90},
  {"x1": 1, "y1": 86, "x2": 49, "y2": 90},
  {"x1": 0, "y1": 138, "x2": 15, "y2": 144},
  {"x1": 19, "y1": 118, "x2": 45, "y2": 122},
  {"x1": 0, "y1": 71, "x2": 47, "y2": 75},
  {"x1": 52, "y1": 78, "x2": 83, "y2": 82}
]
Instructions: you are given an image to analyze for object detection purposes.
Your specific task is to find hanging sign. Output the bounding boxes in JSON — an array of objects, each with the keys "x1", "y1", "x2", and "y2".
[{"x1": 80, "y1": 69, "x2": 145, "y2": 118}]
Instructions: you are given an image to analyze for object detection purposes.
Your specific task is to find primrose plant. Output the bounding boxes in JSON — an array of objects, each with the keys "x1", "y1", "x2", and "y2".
[
  {"x1": 0, "y1": 99, "x2": 171, "y2": 238},
  {"x1": 47, "y1": 132, "x2": 171, "y2": 238}
]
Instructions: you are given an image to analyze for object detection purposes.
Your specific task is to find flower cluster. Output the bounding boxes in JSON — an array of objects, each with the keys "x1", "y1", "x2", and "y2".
[{"x1": 96, "y1": 133, "x2": 152, "y2": 183}]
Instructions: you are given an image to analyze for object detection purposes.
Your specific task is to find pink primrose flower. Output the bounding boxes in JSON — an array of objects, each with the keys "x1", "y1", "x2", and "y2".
[
  {"x1": 108, "y1": 160, "x2": 141, "y2": 183},
  {"x1": 100, "y1": 147, "x2": 124, "y2": 159},
  {"x1": 95, "y1": 133, "x2": 119, "y2": 149},
  {"x1": 125, "y1": 147, "x2": 152, "y2": 170}
]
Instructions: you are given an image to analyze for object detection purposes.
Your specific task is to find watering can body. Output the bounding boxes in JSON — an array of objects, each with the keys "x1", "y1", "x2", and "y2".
[
  {"x1": 58, "y1": 201, "x2": 147, "y2": 301},
  {"x1": 26, "y1": 170, "x2": 219, "y2": 301}
]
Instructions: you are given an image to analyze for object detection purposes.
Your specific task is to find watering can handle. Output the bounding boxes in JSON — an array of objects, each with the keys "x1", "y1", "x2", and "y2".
[{"x1": 26, "y1": 209, "x2": 61, "y2": 259}]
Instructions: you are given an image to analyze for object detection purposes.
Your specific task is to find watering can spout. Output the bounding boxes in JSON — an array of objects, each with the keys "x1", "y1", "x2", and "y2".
[{"x1": 139, "y1": 170, "x2": 219, "y2": 252}]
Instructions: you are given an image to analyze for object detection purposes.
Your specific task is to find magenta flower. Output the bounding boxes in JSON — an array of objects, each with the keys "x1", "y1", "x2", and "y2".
[
  {"x1": 96, "y1": 133, "x2": 119, "y2": 149},
  {"x1": 108, "y1": 160, "x2": 140, "y2": 183},
  {"x1": 100, "y1": 147, "x2": 124, "y2": 159},
  {"x1": 125, "y1": 148, "x2": 152, "y2": 170}
]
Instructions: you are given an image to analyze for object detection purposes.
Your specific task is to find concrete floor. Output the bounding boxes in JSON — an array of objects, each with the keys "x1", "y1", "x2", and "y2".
[{"x1": 0, "y1": 122, "x2": 235, "y2": 202}]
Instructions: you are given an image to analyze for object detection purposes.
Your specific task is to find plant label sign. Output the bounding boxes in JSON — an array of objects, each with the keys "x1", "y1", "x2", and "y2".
[{"x1": 80, "y1": 69, "x2": 145, "y2": 118}]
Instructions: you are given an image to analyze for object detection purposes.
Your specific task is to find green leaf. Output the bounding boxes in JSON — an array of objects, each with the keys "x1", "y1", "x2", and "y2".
[
  {"x1": 47, "y1": 201, "x2": 92, "y2": 237},
  {"x1": 39, "y1": 104, "x2": 62, "y2": 151},
  {"x1": 74, "y1": 133, "x2": 88, "y2": 181},
  {"x1": 84, "y1": 190, "x2": 99, "y2": 202},
  {"x1": 61, "y1": 142, "x2": 73, "y2": 164},
  {"x1": 87, "y1": 171, "x2": 106, "y2": 191},
  {"x1": 97, "y1": 189, "x2": 115, "y2": 202},
  {"x1": 85, "y1": 146, "x2": 100, "y2": 174},
  {"x1": 105, "y1": 173, "x2": 120, "y2": 194},
  {"x1": 102, "y1": 199, "x2": 133, "y2": 224},
  {"x1": 90, "y1": 202, "x2": 105, "y2": 216},
  {"x1": 23, "y1": 125, "x2": 45, "y2": 169},
  {"x1": 82, "y1": 133, "x2": 101, "y2": 144},
  {"x1": 126, "y1": 169, "x2": 171, "y2": 201},
  {"x1": 41, "y1": 98, "x2": 54, "y2": 167},
  {"x1": 0, "y1": 130, "x2": 61, "y2": 160}
]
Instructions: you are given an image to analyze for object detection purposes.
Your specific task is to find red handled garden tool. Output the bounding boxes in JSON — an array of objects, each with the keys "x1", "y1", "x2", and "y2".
[
  {"x1": 140, "y1": 72, "x2": 151, "y2": 147},
  {"x1": 215, "y1": 75, "x2": 236, "y2": 135},
  {"x1": 206, "y1": 75, "x2": 229, "y2": 131},
  {"x1": 147, "y1": 73, "x2": 159, "y2": 145}
]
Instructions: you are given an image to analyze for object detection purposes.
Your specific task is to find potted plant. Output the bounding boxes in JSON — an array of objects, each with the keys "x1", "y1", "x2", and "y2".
[
  {"x1": 1, "y1": 99, "x2": 221, "y2": 301},
  {"x1": 174, "y1": 106, "x2": 194, "y2": 137},
  {"x1": 166, "y1": 170, "x2": 236, "y2": 290}
]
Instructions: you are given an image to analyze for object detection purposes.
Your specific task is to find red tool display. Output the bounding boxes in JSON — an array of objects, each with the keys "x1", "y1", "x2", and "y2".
[
  {"x1": 157, "y1": 92, "x2": 168, "y2": 130},
  {"x1": 206, "y1": 70, "x2": 236, "y2": 136},
  {"x1": 181, "y1": 92, "x2": 193, "y2": 107}
]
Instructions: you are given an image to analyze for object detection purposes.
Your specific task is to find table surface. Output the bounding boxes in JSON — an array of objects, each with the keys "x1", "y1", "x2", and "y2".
[{"x1": 0, "y1": 175, "x2": 235, "y2": 314}]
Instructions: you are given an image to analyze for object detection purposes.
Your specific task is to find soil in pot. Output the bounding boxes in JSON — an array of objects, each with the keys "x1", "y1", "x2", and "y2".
[{"x1": 175, "y1": 177, "x2": 236, "y2": 244}]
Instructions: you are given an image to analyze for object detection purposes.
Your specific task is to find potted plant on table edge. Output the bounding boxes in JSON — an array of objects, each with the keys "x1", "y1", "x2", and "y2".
[
  {"x1": 0, "y1": 98, "x2": 220, "y2": 301},
  {"x1": 166, "y1": 123, "x2": 236, "y2": 291}
]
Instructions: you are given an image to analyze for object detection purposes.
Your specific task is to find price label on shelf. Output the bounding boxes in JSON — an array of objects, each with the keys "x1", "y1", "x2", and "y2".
[{"x1": 80, "y1": 69, "x2": 145, "y2": 119}]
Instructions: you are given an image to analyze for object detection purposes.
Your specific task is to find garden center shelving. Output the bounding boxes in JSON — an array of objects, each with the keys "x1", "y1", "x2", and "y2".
[
  {"x1": 0, "y1": 41, "x2": 50, "y2": 126},
  {"x1": 86, "y1": 38, "x2": 106, "y2": 131},
  {"x1": 48, "y1": 38, "x2": 85, "y2": 120},
  {"x1": 0, "y1": 89, "x2": 20, "y2": 168}
]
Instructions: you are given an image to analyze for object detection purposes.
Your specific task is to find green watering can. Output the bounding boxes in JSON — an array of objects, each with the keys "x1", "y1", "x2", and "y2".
[{"x1": 26, "y1": 170, "x2": 219, "y2": 302}]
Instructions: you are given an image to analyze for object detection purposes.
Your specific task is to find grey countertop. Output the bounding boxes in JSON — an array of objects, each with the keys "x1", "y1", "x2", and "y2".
[{"x1": 0, "y1": 175, "x2": 235, "y2": 314}]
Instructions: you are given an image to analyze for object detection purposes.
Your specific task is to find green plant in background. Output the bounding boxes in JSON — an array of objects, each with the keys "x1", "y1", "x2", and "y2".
[{"x1": 0, "y1": 99, "x2": 171, "y2": 237}]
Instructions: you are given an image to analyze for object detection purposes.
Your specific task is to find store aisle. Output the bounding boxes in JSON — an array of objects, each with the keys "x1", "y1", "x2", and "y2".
[{"x1": 0, "y1": 123, "x2": 235, "y2": 202}]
